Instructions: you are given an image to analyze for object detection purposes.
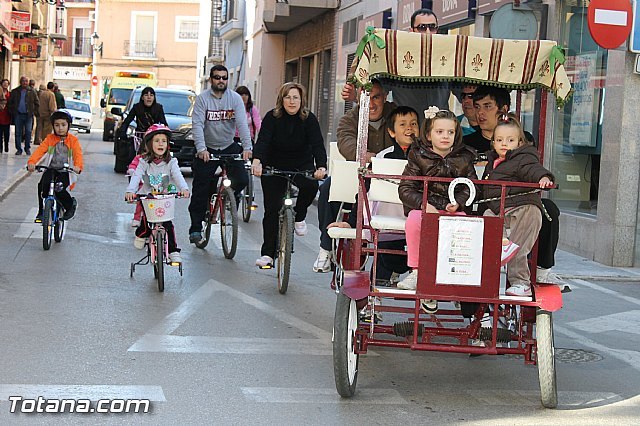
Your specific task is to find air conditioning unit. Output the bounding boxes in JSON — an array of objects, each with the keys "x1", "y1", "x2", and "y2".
[{"x1": 89, "y1": 11, "x2": 96, "y2": 22}]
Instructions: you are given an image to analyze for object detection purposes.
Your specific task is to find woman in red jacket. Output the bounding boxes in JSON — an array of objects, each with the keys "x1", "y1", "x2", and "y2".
[{"x1": 0, "y1": 79, "x2": 11, "y2": 152}]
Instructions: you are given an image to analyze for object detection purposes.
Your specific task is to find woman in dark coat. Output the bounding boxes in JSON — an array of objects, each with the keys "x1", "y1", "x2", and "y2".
[{"x1": 117, "y1": 87, "x2": 167, "y2": 139}]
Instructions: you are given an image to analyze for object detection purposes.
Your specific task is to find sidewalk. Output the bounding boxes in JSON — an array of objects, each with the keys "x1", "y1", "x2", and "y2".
[{"x1": 0, "y1": 145, "x2": 29, "y2": 201}]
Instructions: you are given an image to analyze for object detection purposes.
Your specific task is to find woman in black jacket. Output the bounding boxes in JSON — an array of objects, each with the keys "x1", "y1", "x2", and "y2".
[
  {"x1": 117, "y1": 87, "x2": 168, "y2": 139},
  {"x1": 251, "y1": 82, "x2": 327, "y2": 268}
]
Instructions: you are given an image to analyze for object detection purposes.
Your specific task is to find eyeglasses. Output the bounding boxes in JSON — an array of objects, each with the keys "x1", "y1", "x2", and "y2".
[
  {"x1": 284, "y1": 95, "x2": 301, "y2": 102},
  {"x1": 211, "y1": 75, "x2": 229, "y2": 81},
  {"x1": 413, "y1": 23, "x2": 438, "y2": 33}
]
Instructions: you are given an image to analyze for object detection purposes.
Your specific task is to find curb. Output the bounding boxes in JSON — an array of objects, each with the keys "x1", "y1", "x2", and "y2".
[{"x1": 0, "y1": 167, "x2": 29, "y2": 201}]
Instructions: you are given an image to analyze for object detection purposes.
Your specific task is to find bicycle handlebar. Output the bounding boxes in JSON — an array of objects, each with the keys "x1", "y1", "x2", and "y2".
[
  {"x1": 125, "y1": 192, "x2": 186, "y2": 203},
  {"x1": 32, "y1": 165, "x2": 79, "y2": 175},
  {"x1": 262, "y1": 167, "x2": 321, "y2": 180},
  {"x1": 209, "y1": 153, "x2": 243, "y2": 161}
]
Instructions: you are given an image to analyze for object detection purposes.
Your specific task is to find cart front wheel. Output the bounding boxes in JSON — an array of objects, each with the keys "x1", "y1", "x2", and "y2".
[
  {"x1": 536, "y1": 309, "x2": 557, "y2": 408},
  {"x1": 333, "y1": 292, "x2": 359, "y2": 397}
]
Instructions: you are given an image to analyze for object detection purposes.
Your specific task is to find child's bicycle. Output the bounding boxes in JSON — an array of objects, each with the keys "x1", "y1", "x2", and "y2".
[
  {"x1": 195, "y1": 153, "x2": 243, "y2": 258},
  {"x1": 260, "y1": 167, "x2": 318, "y2": 294},
  {"x1": 33, "y1": 164, "x2": 77, "y2": 250},
  {"x1": 129, "y1": 193, "x2": 184, "y2": 292}
]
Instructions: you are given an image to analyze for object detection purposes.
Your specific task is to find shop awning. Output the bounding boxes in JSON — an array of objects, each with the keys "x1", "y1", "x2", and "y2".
[{"x1": 350, "y1": 28, "x2": 572, "y2": 106}]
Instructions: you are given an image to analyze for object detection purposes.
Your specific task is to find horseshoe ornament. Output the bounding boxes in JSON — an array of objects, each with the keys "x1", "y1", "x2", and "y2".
[{"x1": 448, "y1": 177, "x2": 476, "y2": 207}]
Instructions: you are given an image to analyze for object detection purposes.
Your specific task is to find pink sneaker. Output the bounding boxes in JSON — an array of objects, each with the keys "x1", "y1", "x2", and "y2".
[{"x1": 500, "y1": 241, "x2": 520, "y2": 266}]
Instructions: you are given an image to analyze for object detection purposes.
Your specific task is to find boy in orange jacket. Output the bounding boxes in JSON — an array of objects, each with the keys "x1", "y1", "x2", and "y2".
[{"x1": 27, "y1": 110, "x2": 83, "y2": 222}]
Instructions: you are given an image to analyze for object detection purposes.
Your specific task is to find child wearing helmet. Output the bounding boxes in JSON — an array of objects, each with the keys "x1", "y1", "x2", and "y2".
[
  {"x1": 125, "y1": 124, "x2": 190, "y2": 263},
  {"x1": 27, "y1": 109, "x2": 83, "y2": 222}
]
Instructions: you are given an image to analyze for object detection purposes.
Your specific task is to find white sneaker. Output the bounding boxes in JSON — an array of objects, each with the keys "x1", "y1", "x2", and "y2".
[
  {"x1": 133, "y1": 236, "x2": 146, "y2": 250},
  {"x1": 256, "y1": 255, "x2": 274, "y2": 268},
  {"x1": 505, "y1": 283, "x2": 532, "y2": 297},
  {"x1": 169, "y1": 252, "x2": 182, "y2": 263},
  {"x1": 131, "y1": 219, "x2": 141, "y2": 228},
  {"x1": 397, "y1": 269, "x2": 418, "y2": 290},
  {"x1": 294, "y1": 221, "x2": 308, "y2": 236},
  {"x1": 536, "y1": 267, "x2": 565, "y2": 285},
  {"x1": 313, "y1": 248, "x2": 332, "y2": 273},
  {"x1": 500, "y1": 240, "x2": 520, "y2": 266}
]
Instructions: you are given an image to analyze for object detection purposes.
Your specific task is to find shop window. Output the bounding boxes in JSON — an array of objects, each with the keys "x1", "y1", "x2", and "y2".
[{"x1": 549, "y1": 6, "x2": 605, "y2": 215}]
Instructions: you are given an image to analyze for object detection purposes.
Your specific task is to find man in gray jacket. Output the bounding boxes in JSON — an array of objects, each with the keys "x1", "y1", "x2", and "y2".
[
  {"x1": 188, "y1": 64, "x2": 252, "y2": 245},
  {"x1": 9, "y1": 76, "x2": 39, "y2": 155}
]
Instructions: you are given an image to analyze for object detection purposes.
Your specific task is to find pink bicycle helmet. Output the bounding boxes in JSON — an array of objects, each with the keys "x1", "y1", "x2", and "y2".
[{"x1": 143, "y1": 123, "x2": 172, "y2": 144}]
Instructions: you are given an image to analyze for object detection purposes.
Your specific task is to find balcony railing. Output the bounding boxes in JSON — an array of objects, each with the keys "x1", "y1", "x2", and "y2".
[
  {"x1": 53, "y1": 37, "x2": 92, "y2": 58},
  {"x1": 123, "y1": 40, "x2": 157, "y2": 58}
]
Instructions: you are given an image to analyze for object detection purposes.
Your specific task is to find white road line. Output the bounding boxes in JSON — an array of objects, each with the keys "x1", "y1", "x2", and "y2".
[
  {"x1": 571, "y1": 278, "x2": 640, "y2": 307},
  {"x1": 0, "y1": 385, "x2": 165, "y2": 401},
  {"x1": 13, "y1": 208, "x2": 38, "y2": 238},
  {"x1": 594, "y1": 9, "x2": 628, "y2": 26},
  {"x1": 555, "y1": 324, "x2": 640, "y2": 373},
  {"x1": 241, "y1": 387, "x2": 407, "y2": 404},
  {"x1": 129, "y1": 335, "x2": 331, "y2": 355},
  {"x1": 466, "y1": 389, "x2": 632, "y2": 407},
  {"x1": 65, "y1": 230, "x2": 129, "y2": 245},
  {"x1": 567, "y1": 310, "x2": 640, "y2": 335},
  {"x1": 129, "y1": 279, "x2": 333, "y2": 354}
]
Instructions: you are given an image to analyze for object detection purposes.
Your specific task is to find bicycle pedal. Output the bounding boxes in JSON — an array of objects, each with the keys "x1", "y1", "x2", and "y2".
[{"x1": 258, "y1": 264, "x2": 273, "y2": 270}]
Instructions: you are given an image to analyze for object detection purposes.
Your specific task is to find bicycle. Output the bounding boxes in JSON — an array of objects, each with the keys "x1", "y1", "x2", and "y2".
[
  {"x1": 261, "y1": 167, "x2": 317, "y2": 294},
  {"x1": 195, "y1": 154, "x2": 242, "y2": 259},
  {"x1": 33, "y1": 165, "x2": 77, "y2": 251},
  {"x1": 240, "y1": 160, "x2": 258, "y2": 222},
  {"x1": 129, "y1": 193, "x2": 184, "y2": 292}
]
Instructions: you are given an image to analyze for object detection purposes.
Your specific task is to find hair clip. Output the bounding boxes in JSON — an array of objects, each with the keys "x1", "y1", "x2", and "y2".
[
  {"x1": 424, "y1": 106, "x2": 440, "y2": 120},
  {"x1": 499, "y1": 114, "x2": 511, "y2": 123}
]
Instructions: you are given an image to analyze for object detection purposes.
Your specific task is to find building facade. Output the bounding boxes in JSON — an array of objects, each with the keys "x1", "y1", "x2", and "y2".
[{"x1": 92, "y1": 0, "x2": 200, "y2": 107}]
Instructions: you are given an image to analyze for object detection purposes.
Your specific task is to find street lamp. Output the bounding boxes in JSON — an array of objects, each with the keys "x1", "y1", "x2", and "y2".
[{"x1": 91, "y1": 31, "x2": 103, "y2": 57}]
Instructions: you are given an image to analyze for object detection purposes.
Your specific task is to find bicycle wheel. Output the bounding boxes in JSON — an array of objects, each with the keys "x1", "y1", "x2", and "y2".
[
  {"x1": 219, "y1": 187, "x2": 238, "y2": 259},
  {"x1": 42, "y1": 199, "x2": 54, "y2": 250},
  {"x1": 242, "y1": 174, "x2": 254, "y2": 222},
  {"x1": 196, "y1": 196, "x2": 214, "y2": 249},
  {"x1": 156, "y1": 231, "x2": 165, "y2": 292},
  {"x1": 276, "y1": 208, "x2": 294, "y2": 294},
  {"x1": 54, "y1": 207, "x2": 65, "y2": 243}
]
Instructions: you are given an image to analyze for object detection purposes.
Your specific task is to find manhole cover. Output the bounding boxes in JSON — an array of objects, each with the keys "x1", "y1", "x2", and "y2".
[{"x1": 504, "y1": 348, "x2": 603, "y2": 363}]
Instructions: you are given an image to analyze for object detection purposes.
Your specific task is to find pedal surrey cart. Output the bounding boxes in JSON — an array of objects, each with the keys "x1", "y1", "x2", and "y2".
[{"x1": 330, "y1": 28, "x2": 572, "y2": 408}]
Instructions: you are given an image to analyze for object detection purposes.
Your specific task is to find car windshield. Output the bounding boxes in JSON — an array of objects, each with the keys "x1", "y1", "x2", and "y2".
[
  {"x1": 156, "y1": 92, "x2": 195, "y2": 116},
  {"x1": 65, "y1": 100, "x2": 91, "y2": 113},
  {"x1": 109, "y1": 88, "x2": 132, "y2": 106}
]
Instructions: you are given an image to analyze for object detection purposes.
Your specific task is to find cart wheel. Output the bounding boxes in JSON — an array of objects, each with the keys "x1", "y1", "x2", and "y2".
[
  {"x1": 130, "y1": 263, "x2": 135, "y2": 278},
  {"x1": 536, "y1": 309, "x2": 557, "y2": 408},
  {"x1": 333, "y1": 292, "x2": 359, "y2": 397}
]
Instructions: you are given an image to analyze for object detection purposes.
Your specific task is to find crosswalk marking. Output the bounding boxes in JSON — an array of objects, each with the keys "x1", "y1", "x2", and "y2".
[
  {"x1": 13, "y1": 208, "x2": 38, "y2": 239},
  {"x1": 0, "y1": 384, "x2": 165, "y2": 401},
  {"x1": 241, "y1": 387, "x2": 407, "y2": 404},
  {"x1": 571, "y1": 278, "x2": 640, "y2": 307},
  {"x1": 567, "y1": 310, "x2": 640, "y2": 336}
]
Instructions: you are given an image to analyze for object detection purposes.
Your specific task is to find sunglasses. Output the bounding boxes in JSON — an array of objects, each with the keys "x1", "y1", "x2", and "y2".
[
  {"x1": 211, "y1": 75, "x2": 229, "y2": 81},
  {"x1": 413, "y1": 23, "x2": 438, "y2": 32}
]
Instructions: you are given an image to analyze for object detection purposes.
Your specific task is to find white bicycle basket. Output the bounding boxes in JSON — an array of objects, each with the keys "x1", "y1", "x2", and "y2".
[{"x1": 141, "y1": 194, "x2": 176, "y2": 223}]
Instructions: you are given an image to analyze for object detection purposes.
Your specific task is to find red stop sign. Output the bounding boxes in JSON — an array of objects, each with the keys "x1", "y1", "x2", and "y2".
[
  {"x1": 91, "y1": 76, "x2": 98, "y2": 86},
  {"x1": 588, "y1": 0, "x2": 633, "y2": 49}
]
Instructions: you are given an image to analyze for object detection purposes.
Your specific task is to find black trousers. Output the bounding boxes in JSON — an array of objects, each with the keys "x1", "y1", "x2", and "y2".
[
  {"x1": 188, "y1": 143, "x2": 248, "y2": 234},
  {"x1": 0, "y1": 124, "x2": 9, "y2": 150},
  {"x1": 135, "y1": 216, "x2": 179, "y2": 253},
  {"x1": 538, "y1": 198, "x2": 560, "y2": 269},
  {"x1": 317, "y1": 177, "x2": 349, "y2": 251},
  {"x1": 376, "y1": 239, "x2": 410, "y2": 280},
  {"x1": 260, "y1": 173, "x2": 319, "y2": 258},
  {"x1": 37, "y1": 170, "x2": 72, "y2": 213}
]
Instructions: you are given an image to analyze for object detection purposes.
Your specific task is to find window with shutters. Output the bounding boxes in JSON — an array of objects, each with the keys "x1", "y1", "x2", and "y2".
[{"x1": 343, "y1": 52, "x2": 356, "y2": 114}]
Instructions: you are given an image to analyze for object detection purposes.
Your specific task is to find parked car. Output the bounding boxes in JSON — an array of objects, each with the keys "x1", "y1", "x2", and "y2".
[
  {"x1": 112, "y1": 87, "x2": 196, "y2": 169},
  {"x1": 63, "y1": 99, "x2": 92, "y2": 133}
]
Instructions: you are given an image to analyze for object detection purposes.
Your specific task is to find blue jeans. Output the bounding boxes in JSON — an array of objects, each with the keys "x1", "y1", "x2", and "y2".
[{"x1": 15, "y1": 113, "x2": 33, "y2": 152}]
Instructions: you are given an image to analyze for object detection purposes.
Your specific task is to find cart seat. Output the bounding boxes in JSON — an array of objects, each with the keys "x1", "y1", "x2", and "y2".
[
  {"x1": 368, "y1": 157, "x2": 408, "y2": 232},
  {"x1": 328, "y1": 227, "x2": 371, "y2": 240}
]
